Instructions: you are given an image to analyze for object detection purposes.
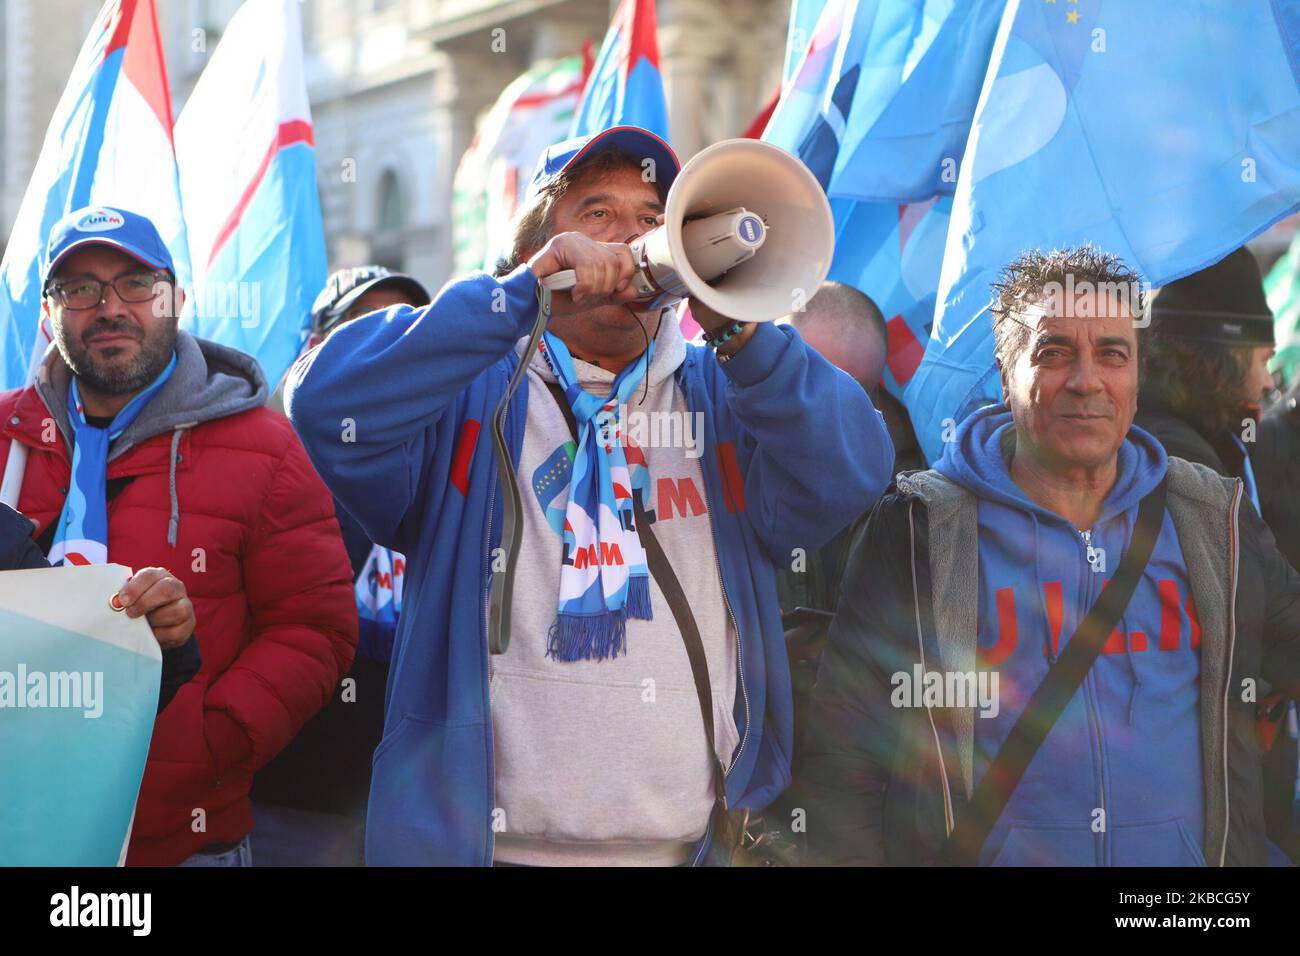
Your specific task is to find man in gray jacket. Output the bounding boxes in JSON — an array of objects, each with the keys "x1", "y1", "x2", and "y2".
[{"x1": 799, "y1": 246, "x2": 1300, "y2": 866}]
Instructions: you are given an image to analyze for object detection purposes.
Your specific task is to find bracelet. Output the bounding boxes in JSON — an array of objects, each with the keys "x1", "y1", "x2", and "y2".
[{"x1": 703, "y1": 320, "x2": 745, "y2": 349}]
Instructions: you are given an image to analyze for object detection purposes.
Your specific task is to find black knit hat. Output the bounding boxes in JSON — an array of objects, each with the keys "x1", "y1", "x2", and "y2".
[{"x1": 1150, "y1": 246, "x2": 1274, "y2": 346}]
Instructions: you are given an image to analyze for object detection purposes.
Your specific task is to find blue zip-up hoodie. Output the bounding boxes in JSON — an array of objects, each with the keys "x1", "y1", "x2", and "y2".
[
  {"x1": 935, "y1": 406, "x2": 1207, "y2": 866},
  {"x1": 285, "y1": 265, "x2": 892, "y2": 865}
]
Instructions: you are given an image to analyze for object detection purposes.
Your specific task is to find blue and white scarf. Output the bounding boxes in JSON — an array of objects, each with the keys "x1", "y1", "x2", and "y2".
[
  {"x1": 539, "y1": 332, "x2": 653, "y2": 661},
  {"x1": 356, "y1": 542, "x2": 404, "y2": 662},
  {"x1": 49, "y1": 355, "x2": 177, "y2": 566}
]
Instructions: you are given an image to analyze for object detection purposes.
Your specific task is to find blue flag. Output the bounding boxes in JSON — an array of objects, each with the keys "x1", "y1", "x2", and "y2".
[
  {"x1": 175, "y1": 0, "x2": 326, "y2": 393},
  {"x1": 781, "y1": 0, "x2": 828, "y2": 86},
  {"x1": 570, "y1": 0, "x2": 670, "y2": 140},
  {"x1": 0, "y1": 0, "x2": 189, "y2": 392},
  {"x1": 764, "y1": 0, "x2": 1001, "y2": 403},
  {"x1": 905, "y1": 0, "x2": 1300, "y2": 463}
]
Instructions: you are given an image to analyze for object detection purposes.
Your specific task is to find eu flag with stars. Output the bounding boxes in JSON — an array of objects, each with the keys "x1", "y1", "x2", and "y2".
[{"x1": 905, "y1": 0, "x2": 1300, "y2": 463}]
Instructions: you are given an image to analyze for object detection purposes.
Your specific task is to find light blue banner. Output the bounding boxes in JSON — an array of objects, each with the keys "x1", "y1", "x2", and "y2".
[{"x1": 0, "y1": 565, "x2": 160, "y2": 866}]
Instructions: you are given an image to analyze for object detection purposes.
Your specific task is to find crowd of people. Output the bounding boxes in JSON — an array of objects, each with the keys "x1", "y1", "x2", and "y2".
[{"x1": 2, "y1": 123, "x2": 1299, "y2": 867}]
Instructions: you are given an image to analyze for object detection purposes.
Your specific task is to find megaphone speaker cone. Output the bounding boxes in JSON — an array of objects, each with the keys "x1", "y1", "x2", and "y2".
[
  {"x1": 665, "y1": 139, "x2": 833, "y2": 323},
  {"x1": 539, "y1": 140, "x2": 834, "y2": 325}
]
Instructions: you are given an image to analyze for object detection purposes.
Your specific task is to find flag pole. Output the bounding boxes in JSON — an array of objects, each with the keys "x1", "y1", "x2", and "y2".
[
  {"x1": 0, "y1": 442, "x2": 28, "y2": 510},
  {"x1": 0, "y1": 316, "x2": 51, "y2": 509}
]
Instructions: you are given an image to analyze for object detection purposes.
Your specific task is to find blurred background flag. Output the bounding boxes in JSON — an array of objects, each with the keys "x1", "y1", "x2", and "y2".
[
  {"x1": 569, "y1": 0, "x2": 669, "y2": 140},
  {"x1": 1267, "y1": 229, "x2": 1300, "y2": 386},
  {"x1": 905, "y1": 0, "x2": 1300, "y2": 463},
  {"x1": 763, "y1": 0, "x2": 1000, "y2": 402},
  {"x1": 175, "y1": 0, "x2": 326, "y2": 391},
  {"x1": 780, "y1": 0, "x2": 828, "y2": 85},
  {"x1": 0, "y1": 0, "x2": 188, "y2": 392},
  {"x1": 453, "y1": 50, "x2": 593, "y2": 274}
]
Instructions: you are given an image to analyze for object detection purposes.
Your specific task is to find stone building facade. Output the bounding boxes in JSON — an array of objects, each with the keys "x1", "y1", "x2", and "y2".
[{"x1": 2, "y1": 0, "x2": 789, "y2": 288}]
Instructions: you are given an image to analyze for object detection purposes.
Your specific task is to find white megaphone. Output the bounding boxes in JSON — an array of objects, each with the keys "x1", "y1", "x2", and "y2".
[{"x1": 541, "y1": 139, "x2": 834, "y2": 323}]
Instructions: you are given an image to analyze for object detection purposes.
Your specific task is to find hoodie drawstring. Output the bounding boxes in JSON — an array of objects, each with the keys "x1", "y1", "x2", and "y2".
[
  {"x1": 1120, "y1": 510, "x2": 1143, "y2": 725},
  {"x1": 1030, "y1": 514, "x2": 1051, "y2": 662},
  {"x1": 167, "y1": 426, "x2": 185, "y2": 548}
]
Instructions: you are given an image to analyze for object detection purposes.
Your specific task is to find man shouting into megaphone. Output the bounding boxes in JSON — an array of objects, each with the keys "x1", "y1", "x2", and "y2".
[{"x1": 286, "y1": 125, "x2": 894, "y2": 866}]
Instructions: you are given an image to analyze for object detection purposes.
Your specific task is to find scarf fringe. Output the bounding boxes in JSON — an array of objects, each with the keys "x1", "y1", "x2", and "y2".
[
  {"x1": 625, "y1": 574, "x2": 653, "y2": 621},
  {"x1": 547, "y1": 611, "x2": 629, "y2": 662}
]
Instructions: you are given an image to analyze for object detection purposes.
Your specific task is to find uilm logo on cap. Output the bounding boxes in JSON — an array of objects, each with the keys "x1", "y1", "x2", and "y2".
[{"x1": 75, "y1": 208, "x2": 125, "y2": 232}]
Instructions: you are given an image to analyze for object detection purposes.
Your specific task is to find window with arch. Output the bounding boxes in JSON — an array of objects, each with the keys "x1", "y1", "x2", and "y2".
[
  {"x1": 374, "y1": 168, "x2": 406, "y2": 272},
  {"x1": 377, "y1": 169, "x2": 405, "y2": 235}
]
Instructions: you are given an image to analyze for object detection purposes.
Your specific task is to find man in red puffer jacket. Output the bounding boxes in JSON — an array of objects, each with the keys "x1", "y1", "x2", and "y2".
[{"x1": 0, "y1": 205, "x2": 357, "y2": 866}]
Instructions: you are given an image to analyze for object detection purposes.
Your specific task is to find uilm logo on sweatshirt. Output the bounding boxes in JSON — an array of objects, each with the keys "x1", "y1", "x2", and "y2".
[{"x1": 980, "y1": 578, "x2": 1201, "y2": 668}]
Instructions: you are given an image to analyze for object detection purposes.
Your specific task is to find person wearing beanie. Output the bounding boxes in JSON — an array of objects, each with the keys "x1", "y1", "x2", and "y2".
[
  {"x1": 1135, "y1": 246, "x2": 1276, "y2": 493},
  {"x1": 1135, "y1": 246, "x2": 1300, "y2": 865}
]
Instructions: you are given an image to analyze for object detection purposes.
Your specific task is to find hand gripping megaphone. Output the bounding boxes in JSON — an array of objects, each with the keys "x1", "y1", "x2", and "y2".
[{"x1": 541, "y1": 138, "x2": 835, "y2": 322}]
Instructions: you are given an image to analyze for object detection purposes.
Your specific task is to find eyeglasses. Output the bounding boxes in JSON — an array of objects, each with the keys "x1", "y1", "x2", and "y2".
[{"x1": 44, "y1": 270, "x2": 171, "y2": 310}]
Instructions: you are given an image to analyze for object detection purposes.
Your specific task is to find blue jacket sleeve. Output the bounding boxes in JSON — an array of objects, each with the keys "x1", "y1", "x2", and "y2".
[
  {"x1": 717, "y1": 322, "x2": 894, "y2": 563},
  {"x1": 284, "y1": 266, "x2": 540, "y2": 550}
]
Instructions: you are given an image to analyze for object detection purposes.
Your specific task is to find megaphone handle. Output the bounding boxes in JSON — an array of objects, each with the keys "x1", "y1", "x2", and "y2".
[{"x1": 540, "y1": 269, "x2": 577, "y2": 291}]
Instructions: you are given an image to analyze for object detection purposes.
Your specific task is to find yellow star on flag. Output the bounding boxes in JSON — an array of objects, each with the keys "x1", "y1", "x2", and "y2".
[{"x1": 1066, "y1": 9, "x2": 1080, "y2": 23}]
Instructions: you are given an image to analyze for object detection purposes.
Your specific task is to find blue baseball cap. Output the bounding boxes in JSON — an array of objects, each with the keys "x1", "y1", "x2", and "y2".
[
  {"x1": 43, "y1": 205, "x2": 174, "y2": 287},
  {"x1": 526, "y1": 126, "x2": 680, "y2": 204}
]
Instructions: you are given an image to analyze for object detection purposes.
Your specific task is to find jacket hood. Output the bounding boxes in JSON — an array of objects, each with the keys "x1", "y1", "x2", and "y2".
[
  {"x1": 933, "y1": 403, "x2": 1168, "y2": 526},
  {"x1": 36, "y1": 331, "x2": 267, "y2": 458}
]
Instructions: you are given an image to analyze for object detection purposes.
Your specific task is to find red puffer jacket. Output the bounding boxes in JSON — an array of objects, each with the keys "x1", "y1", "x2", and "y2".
[{"x1": 0, "y1": 333, "x2": 357, "y2": 865}]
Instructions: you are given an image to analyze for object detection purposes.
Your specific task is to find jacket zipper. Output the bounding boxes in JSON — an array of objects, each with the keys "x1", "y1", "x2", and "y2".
[
  {"x1": 1077, "y1": 524, "x2": 1108, "y2": 866},
  {"x1": 688, "y1": 376, "x2": 749, "y2": 866},
  {"x1": 482, "y1": 367, "x2": 515, "y2": 867},
  {"x1": 688, "y1": 542, "x2": 747, "y2": 868},
  {"x1": 482, "y1": 474, "x2": 498, "y2": 867},
  {"x1": 1080, "y1": 528, "x2": 1100, "y2": 573},
  {"x1": 907, "y1": 500, "x2": 955, "y2": 836},
  {"x1": 712, "y1": 543, "x2": 749, "y2": 793},
  {"x1": 1220, "y1": 482, "x2": 1242, "y2": 866}
]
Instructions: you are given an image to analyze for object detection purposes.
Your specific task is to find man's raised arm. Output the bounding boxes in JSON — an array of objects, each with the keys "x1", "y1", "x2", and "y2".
[{"x1": 284, "y1": 266, "x2": 540, "y2": 547}]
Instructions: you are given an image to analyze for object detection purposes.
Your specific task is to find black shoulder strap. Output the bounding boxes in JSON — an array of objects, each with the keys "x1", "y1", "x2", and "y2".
[
  {"x1": 546, "y1": 380, "x2": 727, "y2": 808},
  {"x1": 939, "y1": 475, "x2": 1169, "y2": 865},
  {"x1": 547, "y1": 380, "x2": 579, "y2": 440}
]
